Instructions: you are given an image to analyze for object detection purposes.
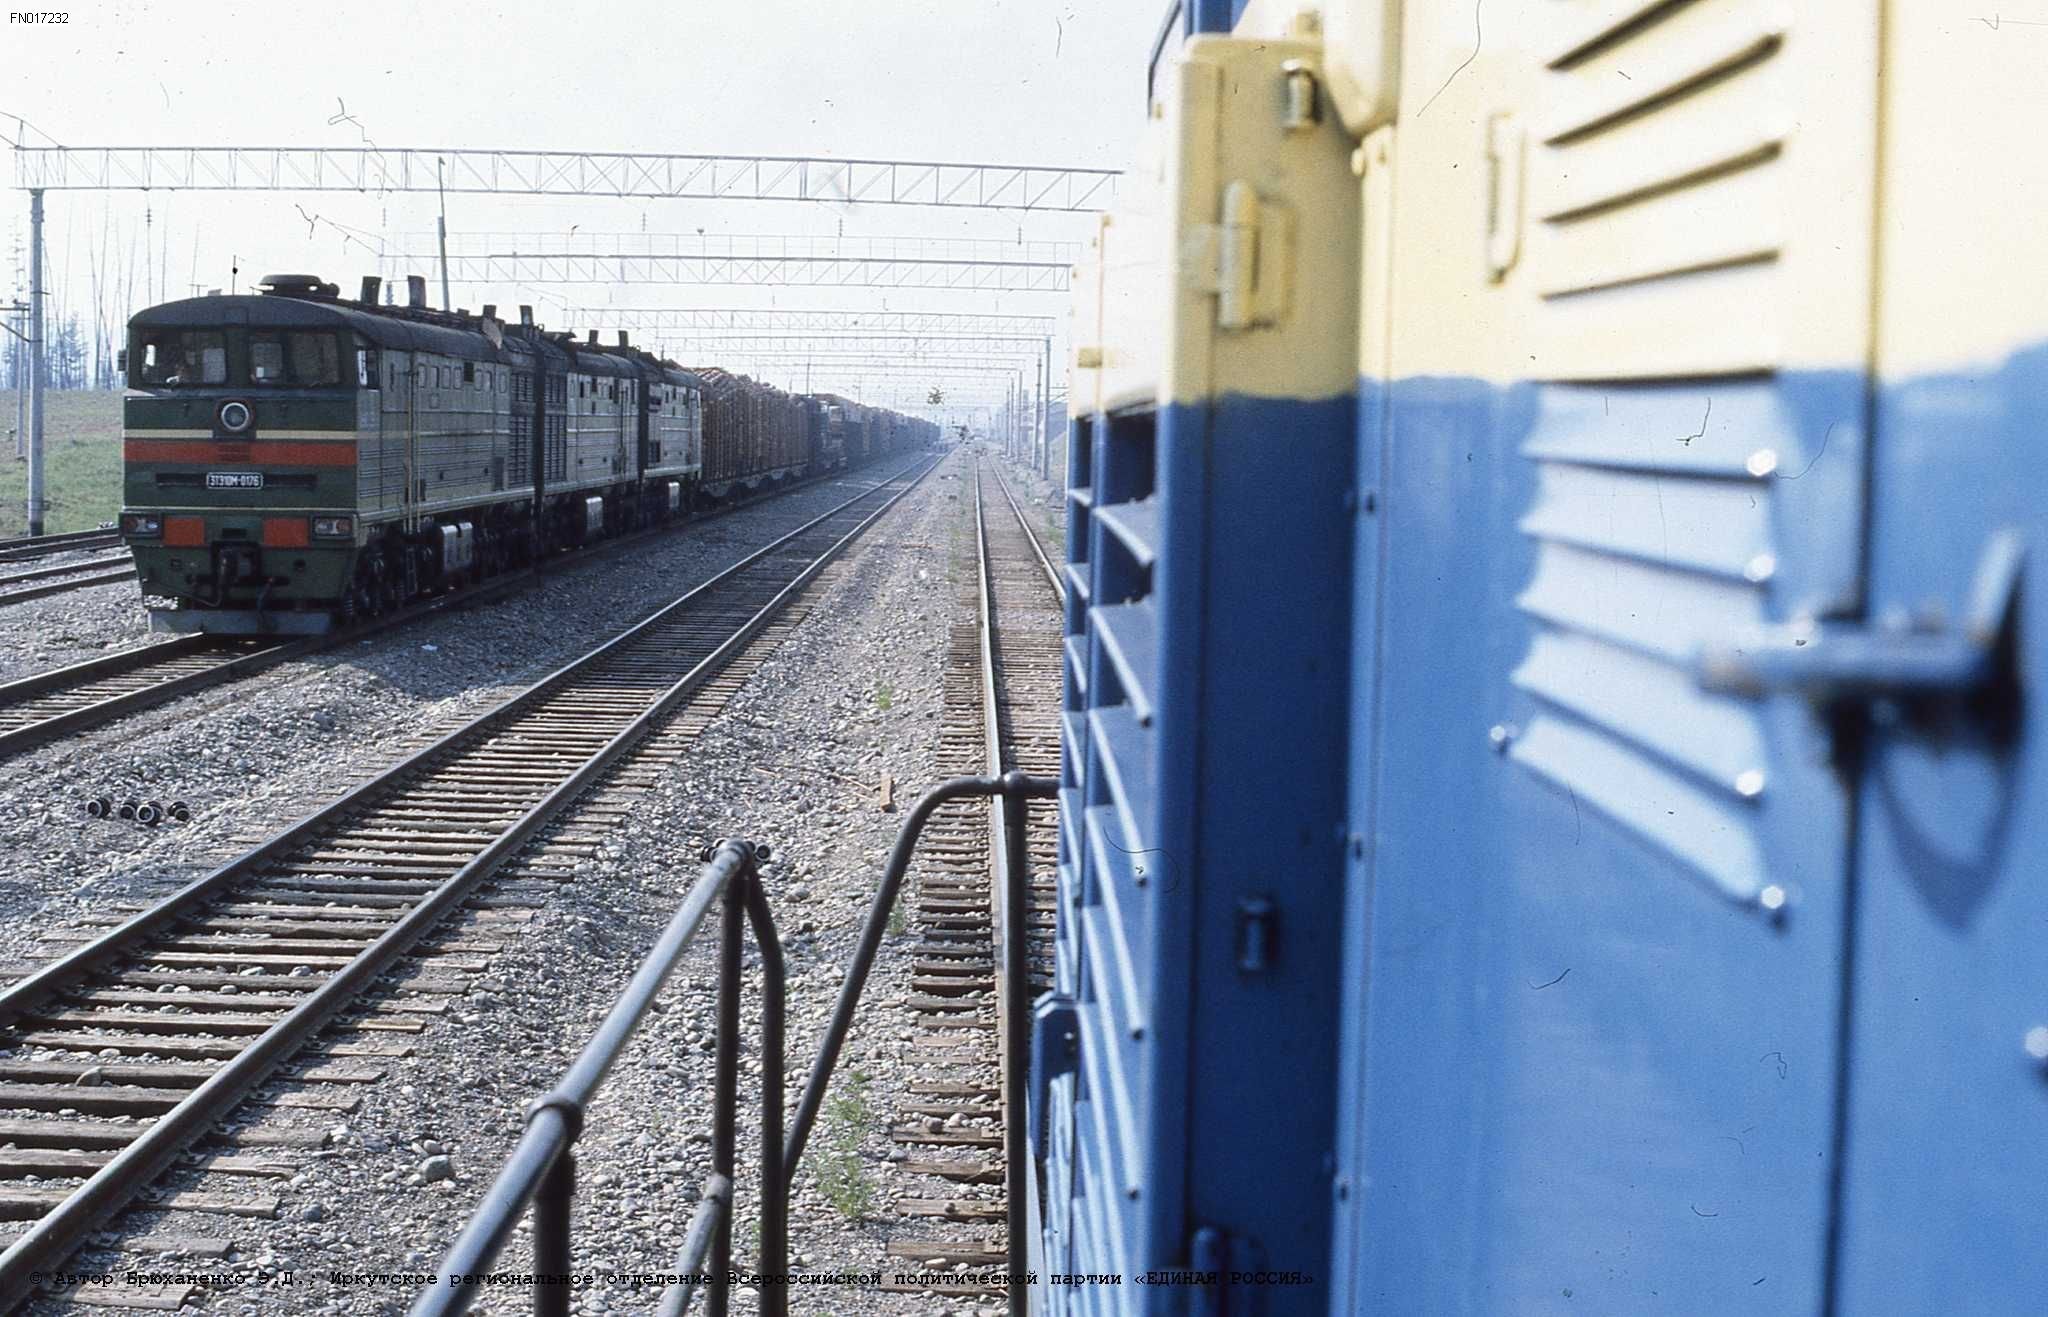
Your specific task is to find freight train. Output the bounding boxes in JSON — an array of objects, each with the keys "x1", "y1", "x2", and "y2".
[
  {"x1": 1040, "y1": 2, "x2": 2048, "y2": 1315},
  {"x1": 118, "y1": 274, "x2": 936, "y2": 634}
]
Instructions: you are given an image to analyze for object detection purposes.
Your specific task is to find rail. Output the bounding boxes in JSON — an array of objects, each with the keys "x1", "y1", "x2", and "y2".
[
  {"x1": 984, "y1": 457, "x2": 1064, "y2": 606},
  {"x1": 0, "y1": 460, "x2": 938, "y2": 1307},
  {"x1": 973, "y1": 456, "x2": 1061, "y2": 1317},
  {"x1": 0, "y1": 528, "x2": 120, "y2": 562},
  {"x1": 0, "y1": 456, "x2": 926, "y2": 762},
  {"x1": 413, "y1": 772, "x2": 1058, "y2": 1317}
]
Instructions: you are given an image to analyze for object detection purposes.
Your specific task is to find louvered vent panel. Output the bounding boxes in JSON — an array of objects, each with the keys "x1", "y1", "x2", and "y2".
[
  {"x1": 1510, "y1": 0, "x2": 1790, "y2": 901},
  {"x1": 1529, "y1": 0, "x2": 1790, "y2": 380}
]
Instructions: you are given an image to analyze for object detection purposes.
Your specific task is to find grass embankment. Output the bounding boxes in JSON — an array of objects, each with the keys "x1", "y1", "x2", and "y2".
[{"x1": 0, "y1": 390, "x2": 124, "y2": 536}]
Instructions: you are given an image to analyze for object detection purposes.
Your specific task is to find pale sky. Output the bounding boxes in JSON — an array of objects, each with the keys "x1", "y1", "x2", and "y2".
[{"x1": 3, "y1": 0, "x2": 1162, "y2": 410}]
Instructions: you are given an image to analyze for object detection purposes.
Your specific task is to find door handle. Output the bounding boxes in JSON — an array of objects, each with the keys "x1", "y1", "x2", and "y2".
[{"x1": 1696, "y1": 531, "x2": 2024, "y2": 701}]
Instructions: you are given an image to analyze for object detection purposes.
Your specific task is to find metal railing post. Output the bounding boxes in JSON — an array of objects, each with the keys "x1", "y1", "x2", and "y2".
[
  {"x1": 709, "y1": 882, "x2": 744, "y2": 1317},
  {"x1": 658, "y1": 1173, "x2": 732, "y2": 1316},
  {"x1": 532, "y1": 1150, "x2": 575, "y2": 1317},
  {"x1": 744, "y1": 878, "x2": 789, "y2": 1317},
  {"x1": 1000, "y1": 772, "x2": 1034, "y2": 1317},
  {"x1": 411, "y1": 841, "x2": 760, "y2": 1317},
  {"x1": 414, "y1": 782, "x2": 1058, "y2": 1317}
]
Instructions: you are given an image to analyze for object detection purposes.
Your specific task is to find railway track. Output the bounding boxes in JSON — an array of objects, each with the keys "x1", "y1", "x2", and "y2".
[
  {"x1": 883, "y1": 455, "x2": 1063, "y2": 1296},
  {"x1": 0, "y1": 456, "x2": 940, "y2": 1311},
  {"x1": 0, "y1": 464, "x2": 912, "y2": 762},
  {"x1": 0, "y1": 554, "x2": 137, "y2": 610},
  {"x1": 0, "y1": 531, "x2": 122, "y2": 565},
  {"x1": 0, "y1": 636, "x2": 292, "y2": 758}
]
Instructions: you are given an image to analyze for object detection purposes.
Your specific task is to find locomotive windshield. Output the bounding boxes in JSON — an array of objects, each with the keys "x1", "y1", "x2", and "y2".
[
  {"x1": 134, "y1": 329, "x2": 228, "y2": 386},
  {"x1": 134, "y1": 326, "x2": 350, "y2": 388}
]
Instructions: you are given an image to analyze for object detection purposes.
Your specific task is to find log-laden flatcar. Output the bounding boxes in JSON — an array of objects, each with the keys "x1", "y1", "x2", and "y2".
[{"x1": 692, "y1": 368, "x2": 819, "y2": 500}]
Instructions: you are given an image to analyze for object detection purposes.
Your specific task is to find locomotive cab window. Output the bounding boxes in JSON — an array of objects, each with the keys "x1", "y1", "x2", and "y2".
[
  {"x1": 292, "y1": 333, "x2": 340, "y2": 385},
  {"x1": 248, "y1": 331, "x2": 344, "y2": 386},
  {"x1": 134, "y1": 329, "x2": 228, "y2": 386},
  {"x1": 250, "y1": 335, "x2": 286, "y2": 384}
]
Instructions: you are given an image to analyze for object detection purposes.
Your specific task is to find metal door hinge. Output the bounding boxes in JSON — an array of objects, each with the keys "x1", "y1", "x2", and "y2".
[
  {"x1": 1485, "y1": 111, "x2": 1525, "y2": 282},
  {"x1": 1185, "y1": 180, "x2": 1294, "y2": 332},
  {"x1": 1697, "y1": 530, "x2": 2024, "y2": 703}
]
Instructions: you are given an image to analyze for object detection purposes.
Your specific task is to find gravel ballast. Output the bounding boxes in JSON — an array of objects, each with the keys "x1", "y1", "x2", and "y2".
[
  {"x1": 18, "y1": 454, "x2": 998, "y2": 1316},
  {"x1": 0, "y1": 464, "x2": 931, "y2": 972}
]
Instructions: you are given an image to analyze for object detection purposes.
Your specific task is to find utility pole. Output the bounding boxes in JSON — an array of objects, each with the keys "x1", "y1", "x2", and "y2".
[
  {"x1": 1038, "y1": 336, "x2": 1052, "y2": 478},
  {"x1": 1025, "y1": 362, "x2": 1034, "y2": 467},
  {"x1": 28, "y1": 189, "x2": 47, "y2": 536},
  {"x1": 436, "y1": 157, "x2": 453, "y2": 312}
]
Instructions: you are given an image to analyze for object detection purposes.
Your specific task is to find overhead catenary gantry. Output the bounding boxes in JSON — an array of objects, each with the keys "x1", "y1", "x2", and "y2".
[
  {"x1": 630, "y1": 336, "x2": 1054, "y2": 359},
  {"x1": 558, "y1": 308, "x2": 1057, "y2": 335},
  {"x1": 13, "y1": 147, "x2": 1119, "y2": 210},
  {"x1": 745, "y1": 359, "x2": 1059, "y2": 373},
  {"x1": 403, "y1": 233, "x2": 1082, "y2": 263},
  {"x1": 418, "y1": 252, "x2": 1071, "y2": 292}
]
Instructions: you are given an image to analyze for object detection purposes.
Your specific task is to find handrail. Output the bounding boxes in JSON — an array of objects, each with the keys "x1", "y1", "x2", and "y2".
[
  {"x1": 783, "y1": 772, "x2": 1056, "y2": 1173},
  {"x1": 408, "y1": 839, "x2": 782, "y2": 1317},
  {"x1": 413, "y1": 770, "x2": 1058, "y2": 1317}
]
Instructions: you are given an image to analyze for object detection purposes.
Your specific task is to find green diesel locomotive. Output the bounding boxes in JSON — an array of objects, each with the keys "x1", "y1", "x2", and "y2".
[{"x1": 120, "y1": 274, "x2": 919, "y2": 634}]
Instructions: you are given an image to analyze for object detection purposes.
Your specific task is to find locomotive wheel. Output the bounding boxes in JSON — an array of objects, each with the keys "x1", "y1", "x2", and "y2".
[{"x1": 342, "y1": 558, "x2": 378, "y2": 625}]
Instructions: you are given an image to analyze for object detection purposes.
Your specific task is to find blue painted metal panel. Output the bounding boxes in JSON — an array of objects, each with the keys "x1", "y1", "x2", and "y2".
[
  {"x1": 1159, "y1": 393, "x2": 1353, "y2": 1306},
  {"x1": 1046, "y1": 389, "x2": 1355, "y2": 1314},
  {"x1": 1046, "y1": 413, "x2": 1095, "y2": 1313},
  {"x1": 1069, "y1": 404, "x2": 1160, "y2": 1299},
  {"x1": 1340, "y1": 370, "x2": 1860, "y2": 1313},
  {"x1": 1834, "y1": 342, "x2": 2048, "y2": 1312}
]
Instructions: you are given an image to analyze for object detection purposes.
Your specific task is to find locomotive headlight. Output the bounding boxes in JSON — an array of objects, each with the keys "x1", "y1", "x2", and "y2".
[
  {"x1": 218, "y1": 400, "x2": 253, "y2": 433},
  {"x1": 311, "y1": 516, "x2": 355, "y2": 539},
  {"x1": 121, "y1": 513, "x2": 163, "y2": 537}
]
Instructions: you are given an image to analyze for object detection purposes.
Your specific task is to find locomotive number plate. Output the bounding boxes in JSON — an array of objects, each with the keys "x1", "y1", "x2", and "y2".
[{"x1": 206, "y1": 472, "x2": 263, "y2": 490}]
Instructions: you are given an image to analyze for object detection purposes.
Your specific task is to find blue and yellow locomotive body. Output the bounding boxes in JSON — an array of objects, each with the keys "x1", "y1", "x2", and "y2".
[{"x1": 1043, "y1": 3, "x2": 2048, "y2": 1314}]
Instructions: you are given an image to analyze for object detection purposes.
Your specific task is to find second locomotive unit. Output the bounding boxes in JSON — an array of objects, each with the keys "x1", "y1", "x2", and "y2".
[{"x1": 119, "y1": 273, "x2": 929, "y2": 633}]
